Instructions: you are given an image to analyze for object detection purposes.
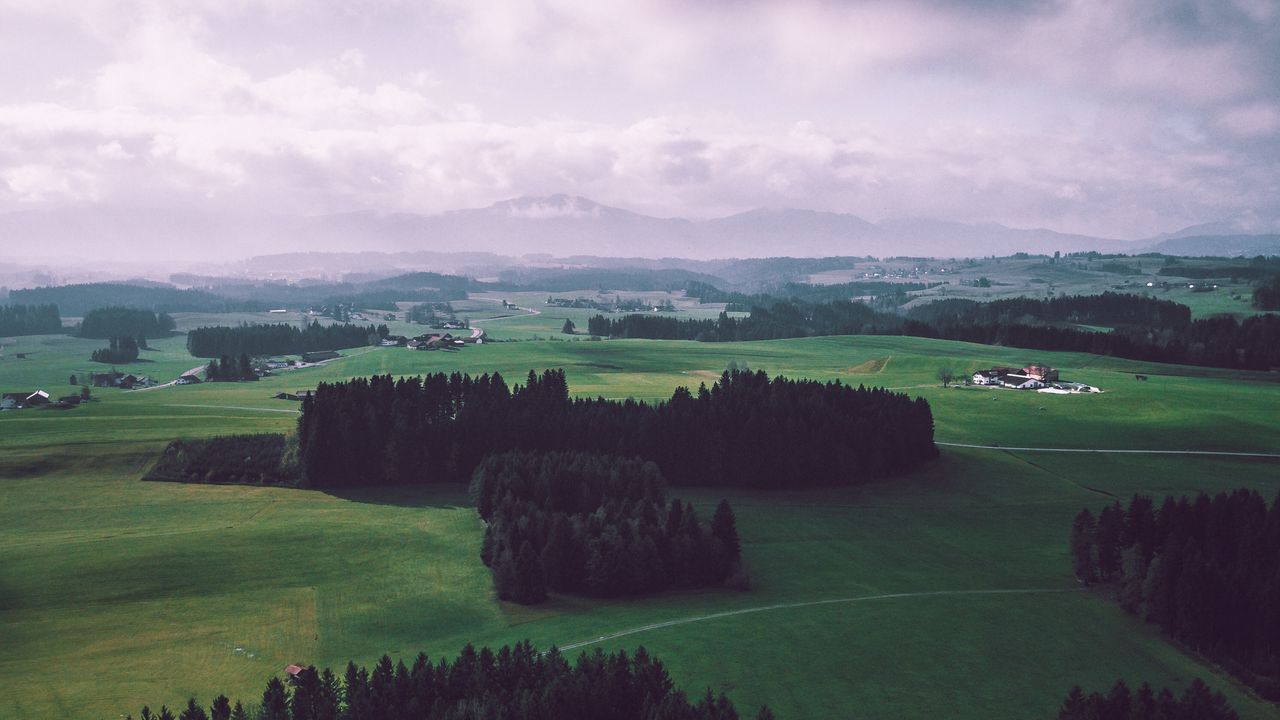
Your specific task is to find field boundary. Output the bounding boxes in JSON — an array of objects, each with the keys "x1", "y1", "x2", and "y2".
[
  {"x1": 556, "y1": 587, "x2": 1083, "y2": 652},
  {"x1": 937, "y1": 442, "x2": 1280, "y2": 459}
]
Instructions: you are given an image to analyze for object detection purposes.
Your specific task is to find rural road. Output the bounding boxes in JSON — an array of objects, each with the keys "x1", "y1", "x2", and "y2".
[
  {"x1": 556, "y1": 587, "x2": 1083, "y2": 652},
  {"x1": 936, "y1": 441, "x2": 1280, "y2": 459}
]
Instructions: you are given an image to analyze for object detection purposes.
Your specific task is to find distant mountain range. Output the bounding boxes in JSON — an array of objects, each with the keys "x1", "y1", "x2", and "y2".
[{"x1": 3, "y1": 194, "x2": 1279, "y2": 263}]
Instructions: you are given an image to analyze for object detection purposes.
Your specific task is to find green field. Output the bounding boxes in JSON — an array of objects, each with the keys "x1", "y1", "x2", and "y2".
[{"x1": 2, "y1": 326, "x2": 1279, "y2": 719}]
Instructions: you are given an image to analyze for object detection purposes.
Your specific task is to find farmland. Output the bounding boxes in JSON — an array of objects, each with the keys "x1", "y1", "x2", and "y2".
[{"x1": 1, "y1": 324, "x2": 1279, "y2": 719}]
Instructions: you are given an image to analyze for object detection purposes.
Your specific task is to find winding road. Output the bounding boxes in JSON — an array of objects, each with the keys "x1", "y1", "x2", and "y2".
[{"x1": 556, "y1": 587, "x2": 1084, "y2": 652}]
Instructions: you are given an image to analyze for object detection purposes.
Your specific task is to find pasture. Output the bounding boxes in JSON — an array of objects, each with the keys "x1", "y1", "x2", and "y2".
[{"x1": 2, "y1": 328, "x2": 1279, "y2": 719}]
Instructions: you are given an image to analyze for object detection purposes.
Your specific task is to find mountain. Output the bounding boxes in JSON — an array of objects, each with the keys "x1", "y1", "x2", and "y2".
[
  {"x1": 1142, "y1": 234, "x2": 1280, "y2": 257},
  {"x1": 0, "y1": 194, "x2": 1223, "y2": 262}
]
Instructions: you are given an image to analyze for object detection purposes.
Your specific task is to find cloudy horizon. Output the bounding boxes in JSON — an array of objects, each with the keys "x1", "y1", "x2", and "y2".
[{"x1": 2, "y1": 0, "x2": 1279, "y2": 262}]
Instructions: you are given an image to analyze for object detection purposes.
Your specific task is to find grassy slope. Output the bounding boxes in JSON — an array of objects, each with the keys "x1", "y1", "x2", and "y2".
[{"x1": 1, "y1": 327, "x2": 1279, "y2": 719}]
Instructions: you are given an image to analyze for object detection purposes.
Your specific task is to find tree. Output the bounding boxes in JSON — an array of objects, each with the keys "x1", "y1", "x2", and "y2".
[
  {"x1": 178, "y1": 698, "x2": 208, "y2": 720},
  {"x1": 210, "y1": 695, "x2": 232, "y2": 720},
  {"x1": 711, "y1": 499, "x2": 741, "y2": 559},
  {"x1": 261, "y1": 677, "x2": 289, "y2": 720},
  {"x1": 561, "y1": 318, "x2": 576, "y2": 334},
  {"x1": 936, "y1": 365, "x2": 956, "y2": 387}
]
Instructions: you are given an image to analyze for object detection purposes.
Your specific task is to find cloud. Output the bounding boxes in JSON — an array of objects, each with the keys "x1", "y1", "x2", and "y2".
[{"x1": 0, "y1": 0, "x2": 1276, "y2": 247}]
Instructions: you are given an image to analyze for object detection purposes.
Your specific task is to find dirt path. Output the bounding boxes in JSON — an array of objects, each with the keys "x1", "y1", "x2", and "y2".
[
  {"x1": 557, "y1": 587, "x2": 1083, "y2": 652},
  {"x1": 936, "y1": 441, "x2": 1280, "y2": 459}
]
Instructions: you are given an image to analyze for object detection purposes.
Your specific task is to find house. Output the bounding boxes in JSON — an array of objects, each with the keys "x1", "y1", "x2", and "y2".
[
  {"x1": 58, "y1": 395, "x2": 83, "y2": 405},
  {"x1": 284, "y1": 664, "x2": 305, "y2": 678},
  {"x1": 301, "y1": 350, "x2": 340, "y2": 363},
  {"x1": 90, "y1": 370, "x2": 125, "y2": 387},
  {"x1": 175, "y1": 374, "x2": 202, "y2": 385},
  {"x1": 1021, "y1": 365, "x2": 1059, "y2": 382},
  {"x1": 972, "y1": 370, "x2": 1003, "y2": 386},
  {"x1": 972, "y1": 366, "x2": 1014, "y2": 385},
  {"x1": 2, "y1": 390, "x2": 50, "y2": 409},
  {"x1": 1000, "y1": 374, "x2": 1044, "y2": 390},
  {"x1": 269, "y1": 308, "x2": 288, "y2": 314}
]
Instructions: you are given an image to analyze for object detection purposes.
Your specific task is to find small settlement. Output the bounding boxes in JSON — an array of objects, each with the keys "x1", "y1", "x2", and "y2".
[
  {"x1": 971, "y1": 364, "x2": 1101, "y2": 394},
  {"x1": 2, "y1": 389, "x2": 88, "y2": 410}
]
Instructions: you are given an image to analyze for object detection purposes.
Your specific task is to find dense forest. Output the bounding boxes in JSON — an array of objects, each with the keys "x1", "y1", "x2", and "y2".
[
  {"x1": 11, "y1": 273, "x2": 473, "y2": 315},
  {"x1": 904, "y1": 292, "x2": 1192, "y2": 330},
  {"x1": 123, "y1": 642, "x2": 767, "y2": 720},
  {"x1": 145, "y1": 435, "x2": 297, "y2": 486},
  {"x1": 1056, "y1": 679, "x2": 1237, "y2": 720},
  {"x1": 591, "y1": 293, "x2": 1280, "y2": 371},
  {"x1": 1070, "y1": 489, "x2": 1280, "y2": 699},
  {"x1": 684, "y1": 279, "x2": 933, "y2": 309},
  {"x1": 187, "y1": 322, "x2": 388, "y2": 358},
  {"x1": 1254, "y1": 275, "x2": 1280, "y2": 310},
  {"x1": 0, "y1": 303, "x2": 61, "y2": 336},
  {"x1": 79, "y1": 307, "x2": 175, "y2": 339},
  {"x1": 297, "y1": 369, "x2": 937, "y2": 489},
  {"x1": 90, "y1": 336, "x2": 141, "y2": 364},
  {"x1": 205, "y1": 355, "x2": 259, "y2": 382},
  {"x1": 493, "y1": 267, "x2": 721, "y2": 292},
  {"x1": 12, "y1": 282, "x2": 234, "y2": 315},
  {"x1": 472, "y1": 451, "x2": 742, "y2": 603},
  {"x1": 588, "y1": 300, "x2": 890, "y2": 341}
]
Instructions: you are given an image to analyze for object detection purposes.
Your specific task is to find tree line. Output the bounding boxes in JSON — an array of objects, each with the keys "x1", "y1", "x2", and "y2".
[
  {"x1": 297, "y1": 369, "x2": 937, "y2": 489},
  {"x1": 683, "y1": 279, "x2": 934, "y2": 310},
  {"x1": 1070, "y1": 489, "x2": 1280, "y2": 699},
  {"x1": 79, "y1": 306, "x2": 175, "y2": 339},
  {"x1": 472, "y1": 451, "x2": 742, "y2": 604},
  {"x1": 905, "y1": 292, "x2": 1192, "y2": 330},
  {"x1": 587, "y1": 300, "x2": 891, "y2": 341},
  {"x1": 1254, "y1": 275, "x2": 1280, "y2": 310},
  {"x1": 91, "y1": 335, "x2": 142, "y2": 364},
  {"x1": 589, "y1": 294, "x2": 1280, "y2": 371},
  {"x1": 1056, "y1": 679, "x2": 1237, "y2": 720},
  {"x1": 0, "y1": 303, "x2": 61, "y2": 336},
  {"x1": 11, "y1": 272, "x2": 475, "y2": 315},
  {"x1": 123, "y1": 642, "x2": 771, "y2": 720},
  {"x1": 187, "y1": 321, "x2": 389, "y2": 358}
]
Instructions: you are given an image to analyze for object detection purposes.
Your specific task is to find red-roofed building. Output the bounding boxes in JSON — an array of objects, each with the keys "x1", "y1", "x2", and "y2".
[
  {"x1": 1021, "y1": 365, "x2": 1059, "y2": 382},
  {"x1": 284, "y1": 664, "x2": 304, "y2": 678}
]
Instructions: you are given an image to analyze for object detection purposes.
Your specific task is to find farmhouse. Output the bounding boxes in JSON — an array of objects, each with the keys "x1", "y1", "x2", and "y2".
[
  {"x1": 1, "y1": 390, "x2": 50, "y2": 409},
  {"x1": 1000, "y1": 374, "x2": 1045, "y2": 390},
  {"x1": 175, "y1": 374, "x2": 202, "y2": 385},
  {"x1": 972, "y1": 368, "x2": 1010, "y2": 386},
  {"x1": 301, "y1": 350, "x2": 340, "y2": 363},
  {"x1": 1021, "y1": 365, "x2": 1059, "y2": 382}
]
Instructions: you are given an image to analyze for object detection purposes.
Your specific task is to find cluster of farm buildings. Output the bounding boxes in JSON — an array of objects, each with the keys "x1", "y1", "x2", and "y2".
[
  {"x1": 1, "y1": 390, "x2": 86, "y2": 410},
  {"x1": 378, "y1": 331, "x2": 479, "y2": 350},
  {"x1": 971, "y1": 365, "x2": 1101, "y2": 393}
]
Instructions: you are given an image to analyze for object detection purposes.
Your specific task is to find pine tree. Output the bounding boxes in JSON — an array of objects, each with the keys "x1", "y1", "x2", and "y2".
[
  {"x1": 209, "y1": 695, "x2": 231, "y2": 720},
  {"x1": 178, "y1": 697, "x2": 208, "y2": 720},
  {"x1": 561, "y1": 318, "x2": 576, "y2": 334},
  {"x1": 711, "y1": 499, "x2": 741, "y2": 559},
  {"x1": 261, "y1": 677, "x2": 289, "y2": 720}
]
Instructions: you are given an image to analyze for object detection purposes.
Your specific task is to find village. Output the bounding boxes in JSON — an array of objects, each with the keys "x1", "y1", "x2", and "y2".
[{"x1": 970, "y1": 364, "x2": 1102, "y2": 394}]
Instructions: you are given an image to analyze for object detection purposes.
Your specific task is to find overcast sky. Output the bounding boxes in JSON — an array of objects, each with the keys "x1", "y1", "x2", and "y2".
[{"x1": 1, "y1": 0, "x2": 1278, "y2": 247}]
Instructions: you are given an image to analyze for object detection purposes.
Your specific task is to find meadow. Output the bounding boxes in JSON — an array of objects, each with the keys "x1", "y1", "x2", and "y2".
[{"x1": 2, "y1": 319, "x2": 1279, "y2": 719}]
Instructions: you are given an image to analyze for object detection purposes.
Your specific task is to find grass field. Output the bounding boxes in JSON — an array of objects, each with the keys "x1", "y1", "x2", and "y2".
[{"x1": 2, "y1": 328, "x2": 1279, "y2": 719}]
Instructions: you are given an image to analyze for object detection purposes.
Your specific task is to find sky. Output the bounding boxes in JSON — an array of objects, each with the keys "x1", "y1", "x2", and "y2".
[{"x1": 1, "y1": 0, "x2": 1279, "y2": 256}]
